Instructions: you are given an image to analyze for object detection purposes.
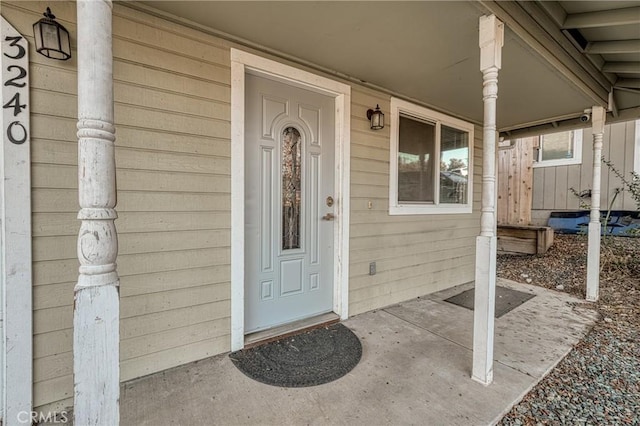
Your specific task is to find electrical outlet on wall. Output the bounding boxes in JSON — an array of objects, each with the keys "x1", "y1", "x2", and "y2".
[{"x1": 369, "y1": 261, "x2": 376, "y2": 275}]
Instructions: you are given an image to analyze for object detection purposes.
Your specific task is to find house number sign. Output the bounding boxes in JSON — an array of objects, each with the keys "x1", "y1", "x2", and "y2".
[{"x1": 2, "y1": 16, "x2": 29, "y2": 146}]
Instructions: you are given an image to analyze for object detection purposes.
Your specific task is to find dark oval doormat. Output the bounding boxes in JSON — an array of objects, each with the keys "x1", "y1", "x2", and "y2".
[{"x1": 229, "y1": 323, "x2": 362, "y2": 387}]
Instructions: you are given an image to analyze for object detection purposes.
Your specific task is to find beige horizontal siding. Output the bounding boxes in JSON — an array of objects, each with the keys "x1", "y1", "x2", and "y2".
[
  {"x1": 348, "y1": 88, "x2": 481, "y2": 316},
  {"x1": 109, "y1": 27, "x2": 232, "y2": 397},
  {"x1": 532, "y1": 120, "x2": 638, "y2": 224},
  {"x1": 120, "y1": 335, "x2": 229, "y2": 382},
  {"x1": 2, "y1": 0, "x2": 233, "y2": 412}
]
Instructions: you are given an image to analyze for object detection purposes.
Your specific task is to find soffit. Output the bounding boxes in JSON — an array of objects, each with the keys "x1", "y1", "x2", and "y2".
[
  {"x1": 138, "y1": 1, "x2": 610, "y2": 132},
  {"x1": 551, "y1": 1, "x2": 640, "y2": 115}
]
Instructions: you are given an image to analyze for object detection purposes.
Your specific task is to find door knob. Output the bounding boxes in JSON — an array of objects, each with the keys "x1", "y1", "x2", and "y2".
[{"x1": 322, "y1": 213, "x2": 335, "y2": 221}]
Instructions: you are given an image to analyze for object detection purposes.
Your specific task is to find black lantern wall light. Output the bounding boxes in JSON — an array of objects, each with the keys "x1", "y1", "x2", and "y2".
[
  {"x1": 33, "y1": 7, "x2": 71, "y2": 60},
  {"x1": 366, "y1": 104, "x2": 384, "y2": 130}
]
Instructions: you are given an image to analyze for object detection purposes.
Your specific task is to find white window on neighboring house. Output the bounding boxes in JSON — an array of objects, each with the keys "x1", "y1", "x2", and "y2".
[
  {"x1": 389, "y1": 97, "x2": 474, "y2": 215},
  {"x1": 533, "y1": 129, "x2": 582, "y2": 167}
]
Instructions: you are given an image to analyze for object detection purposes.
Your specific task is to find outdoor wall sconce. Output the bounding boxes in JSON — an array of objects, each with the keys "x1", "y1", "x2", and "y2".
[
  {"x1": 33, "y1": 7, "x2": 71, "y2": 60},
  {"x1": 367, "y1": 105, "x2": 384, "y2": 130}
]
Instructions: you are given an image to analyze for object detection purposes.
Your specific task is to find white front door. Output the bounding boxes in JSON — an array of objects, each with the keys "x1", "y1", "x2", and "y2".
[{"x1": 245, "y1": 74, "x2": 336, "y2": 333}]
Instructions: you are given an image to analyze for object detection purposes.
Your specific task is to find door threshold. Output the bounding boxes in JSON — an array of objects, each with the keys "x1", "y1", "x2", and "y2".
[{"x1": 244, "y1": 312, "x2": 340, "y2": 349}]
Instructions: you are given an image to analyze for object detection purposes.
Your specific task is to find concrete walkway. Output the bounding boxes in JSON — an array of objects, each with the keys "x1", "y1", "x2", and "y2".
[{"x1": 121, "y1": 279, "x2": 598, "y2": 425}]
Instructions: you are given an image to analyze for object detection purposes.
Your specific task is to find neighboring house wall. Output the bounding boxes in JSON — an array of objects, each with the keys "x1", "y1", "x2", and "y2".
[
  {"x1": 3, "y1": 1, "x2": 481, "y2": 412},
  {"x1": 531, "y1": 120, "x2": 639, "y2": 225}
]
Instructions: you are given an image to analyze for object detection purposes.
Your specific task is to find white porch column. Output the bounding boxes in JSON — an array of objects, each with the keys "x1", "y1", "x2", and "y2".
[
  {"x1": 472, "y1": 15, "x2": 504, "y2": 386},
  {"x1": 586, "y1": 106, "x2": 606, "y2": 302},
  {"x1": 74, "y1": 1, "x2": 119, "y2": 425}
]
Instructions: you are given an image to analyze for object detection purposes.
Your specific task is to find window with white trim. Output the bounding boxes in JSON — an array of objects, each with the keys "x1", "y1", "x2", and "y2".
[
  {"x1": 389, "y1": 98, "x2": 474, "y2": 215},
  {"x1": 533, "y1": 130, "x2": 582, "y2": 168}
]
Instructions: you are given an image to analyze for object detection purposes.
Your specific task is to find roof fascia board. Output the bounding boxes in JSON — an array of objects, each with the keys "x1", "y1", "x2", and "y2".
[
  {"x1": 502, "y1": 106, "x2": 640, "y2": 139},
  {"x1": 479, "y1": 0, "x2": 610, "y2": 108}
]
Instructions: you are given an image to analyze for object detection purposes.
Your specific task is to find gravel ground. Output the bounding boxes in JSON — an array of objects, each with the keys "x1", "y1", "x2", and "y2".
[{"x1": 497, "y1": 234, "x2": 640, "y2": 425}]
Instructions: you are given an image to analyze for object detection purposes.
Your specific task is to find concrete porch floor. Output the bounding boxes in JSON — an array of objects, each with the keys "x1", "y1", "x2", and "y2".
[{"x1": 120, "y1": 279, "x2": 598, "y2": 425}]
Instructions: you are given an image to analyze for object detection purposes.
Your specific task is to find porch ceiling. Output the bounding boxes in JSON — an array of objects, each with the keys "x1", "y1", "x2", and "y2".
[{"x1": 138, "y1": 1, "x2": 632, "y2": 132}]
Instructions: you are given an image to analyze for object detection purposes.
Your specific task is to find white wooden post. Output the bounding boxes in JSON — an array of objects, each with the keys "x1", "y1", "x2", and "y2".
[
  {"x1": 74, "y1": 1, "x2": 119, "y2": 424},
  {"x1": 472, "y1": 14, "x2": 503, "y2": 386},
  {"x1": 1, "y1": 17, "x2": 33, "y2": 425},
  {"x1": 586, "y1": 106, "x2": 606, "y2": 302}
]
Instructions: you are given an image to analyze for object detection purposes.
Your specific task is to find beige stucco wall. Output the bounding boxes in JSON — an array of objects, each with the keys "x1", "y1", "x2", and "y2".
[
  {"x1": 3, "y1": 1, "x2": 481, "y2": 412},
  {"x1": 531, "y1": 120, "x2": 639, "y2": 225}
]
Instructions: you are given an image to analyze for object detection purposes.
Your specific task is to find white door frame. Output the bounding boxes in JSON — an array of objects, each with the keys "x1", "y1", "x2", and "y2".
[{"x1": 230, "y1": 49, "x2": 351, "y2": 351}]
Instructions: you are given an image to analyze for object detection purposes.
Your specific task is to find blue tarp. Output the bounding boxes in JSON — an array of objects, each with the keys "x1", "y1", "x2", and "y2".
[{"x1": 548, "y1": 210, "x2": 640, "y2": 236}]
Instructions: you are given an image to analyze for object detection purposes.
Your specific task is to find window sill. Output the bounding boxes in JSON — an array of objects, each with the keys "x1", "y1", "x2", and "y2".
[
  {"x1": 389, "y1": 204, "x2": 472, "y2": 215},
  {"x1": 533, "y1": 158, "x2": 582, "y2": 168}
]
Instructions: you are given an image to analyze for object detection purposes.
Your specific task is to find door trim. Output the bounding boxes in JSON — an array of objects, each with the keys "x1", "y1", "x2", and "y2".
[{"x1": 230, "y1": 49, "x2": 351, "y2": 351}]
